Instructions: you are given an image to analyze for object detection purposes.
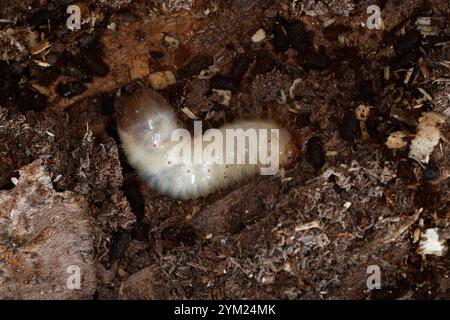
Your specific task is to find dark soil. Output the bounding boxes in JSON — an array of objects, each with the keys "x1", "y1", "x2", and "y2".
[{"x1": 0, "y1": 0, "x2": 449, "y2": 299}]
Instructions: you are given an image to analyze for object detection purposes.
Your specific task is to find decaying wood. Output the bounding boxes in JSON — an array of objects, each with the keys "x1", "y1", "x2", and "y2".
[{"x1": 0, "y1": 160, "x2": 96, "y2": 299}]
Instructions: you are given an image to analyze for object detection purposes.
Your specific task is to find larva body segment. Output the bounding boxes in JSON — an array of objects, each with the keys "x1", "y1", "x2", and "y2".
[{"x1": 116, "y1": 89, "x2": 294, "y2": 200}]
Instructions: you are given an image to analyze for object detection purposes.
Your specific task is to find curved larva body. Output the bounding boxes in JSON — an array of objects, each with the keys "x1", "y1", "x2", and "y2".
[{"x1": 117, "y1": 89, "x2": 294, "y2": 200}]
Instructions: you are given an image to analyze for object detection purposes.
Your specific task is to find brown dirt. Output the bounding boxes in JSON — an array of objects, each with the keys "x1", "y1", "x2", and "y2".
[{"x1": 0, "y1": 0, "x2": 449, "y2": 299}]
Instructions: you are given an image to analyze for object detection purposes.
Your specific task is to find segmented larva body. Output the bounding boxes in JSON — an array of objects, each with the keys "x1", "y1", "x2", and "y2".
[{"x1": 116, "y1": 89, "x2": 294, "y2": 200}]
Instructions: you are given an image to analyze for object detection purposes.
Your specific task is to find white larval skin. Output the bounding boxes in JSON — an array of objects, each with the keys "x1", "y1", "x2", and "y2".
[{"x1": 117, "y1": 89, "x2": 294, "y2": 200}]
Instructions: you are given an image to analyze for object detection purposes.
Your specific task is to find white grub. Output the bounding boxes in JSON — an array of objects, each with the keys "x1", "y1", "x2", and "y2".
[
  {"x1": 408, "y1": 112, "x2": 446, "y2": 163},
  {"x1": 148, "y1": 71, "x2": 176, "y2": 90},
  {"x1": 251, "y1": 28, "x2": 266, "y2": 43},
  {"x1": 117, "y1": 89, "x2": 294, "y2": 200},
  {"x1": 418, "y1": 228, "x2": 446, "y2": 256},
  {"x1": 386, "y1": 131, "x2": 409, "y2": 149}
]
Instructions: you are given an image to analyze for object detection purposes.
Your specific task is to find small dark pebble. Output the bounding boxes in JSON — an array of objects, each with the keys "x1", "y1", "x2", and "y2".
[
  {"x1": 323, "y1": 24, "x2": 352, "y2": 42},
  {"x1": 358, "y1": 79, "x2": 374, "y2": 101},
  {"x1": 123, "y1": 174, "x2": 145, "y2": 220},
  {"x1": 423, "y1": 164, "x2": 439, "y2": 180},
  {"x1": 370, "y1": 286, "x2": 410, "y2": 300},
  {"x1": 28, "y1": 9, "x2": 49, "y2": 30},
  {"x1": 17, "y1": 88, "x2": 47, "y2": 112},
  {"x1": 286, "y1": 20, "x2": 312, "y2": 55},
  {"x1": 394, "y1": 29, "x2": 422, "y2": 56},
  {"x1": 414, "y1": 183, "x2": 439, "y2": 212},
  {"x1": 0, "y1": 180, "x2": 17, "y2": 191},
  {"x1": 339, "y1": 109, "x2": 360, "y2": 141},
  {"x1": 53, "y1": 14, "x2": 71, "y2": 39},
  {"x1": 0, "y1": 62, "x2": 21, "y2": 98},
  {"x1": 132, "y1": 222, "x2": 149, "y2": 242},
  {"x1": 226, "y1": 42, "x2": 236, "y2": 50},
  {"x1": 392, "y1": 50, "x2": 420, "y2": 69},
  {"x1": 272, "y1": 17, "x2": 290, "y2": 52},
  {"x1": 109, "y1": 230, "x2": 131, "y2": 263},
  {"x1": 0, "y1": 170, "x2": 20, "y2": 191},
  {"x1": 295, "y1": 112, "x2": 311, "y2": 128},
  {"x1": 178, "y1": 54, "x2": 214, "y2": 79},
  {"x1": 210, "y1": 104, "x2": 235, "y2": 123},
  {"x1": 63, "y1": 61, "x2": 92, "y2": 83},
  {"x1": 149, "y1": 51, "x2": 164, "y2": 60},
  {"x1": 52, "y1": 0, "x2": 76, "y2": 5},
  {"x1": 78, "y1": 32, "x2": 99, "y2": 49},
  {"x1": 85, "y1": 54, "x2": 109, "y2": 77},
  {"x1": 229, "y1": 54, "x2": 252, "y2": 81},
  {"x1": 123, "y1": 173, "x2": 148, "y2": 241},
  {"x1": 365, "y1": 109, "x2": 383, "y2": 143},
  {"x1": 306, "y1": 136, "x2": 325, "y2": 169},
  {"x1": 205, "y1": 105, "x2": 227, "y2": 128},
  {"x1": 328, "y1": 175, "x2": 345, "y2": 194},
  {"x1": 391, "y1": 29, "x2": 422, "y2": 69},
  {"x1": 173, "y1": 225, "x2": 198, "y2": 246},
  {"x1": 333, "y1": 46, "x2": 359, "y2": 64},
  {"x1": 57, "y1": 81, "x2": 87, "y2": 97},
  {"x1": 300, "y1": 48, "x2": 330, "y2": 70},
  {"x1": 46, "y1": 54, "x2": 58, "y2": 65},
  {"x1": 253, "y1": 52, "x2": 275, "y2": 74},
  {"x1": 210, "y1": 74, "x2": 239, "y2": 92},
  {"x1": 106, "y1": 120, "x2": 121, "y2": 147},
  {"x1": 99, "y1": 95, "x2": 116, "y2": 117},
  {"x1": 397, "y1": 160, "x2": 416, "y2": 181},
  {"x1": 135, "y1": 29, "x2": 145, "y2": 42},
  {"x1": 117, "y1": 8, "x2": 140, "y2": 24}
]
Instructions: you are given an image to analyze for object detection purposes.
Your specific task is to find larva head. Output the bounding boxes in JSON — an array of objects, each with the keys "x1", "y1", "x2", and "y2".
[{"x1": 116, "y1": 89, "x2": 179, "y2": 148}]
